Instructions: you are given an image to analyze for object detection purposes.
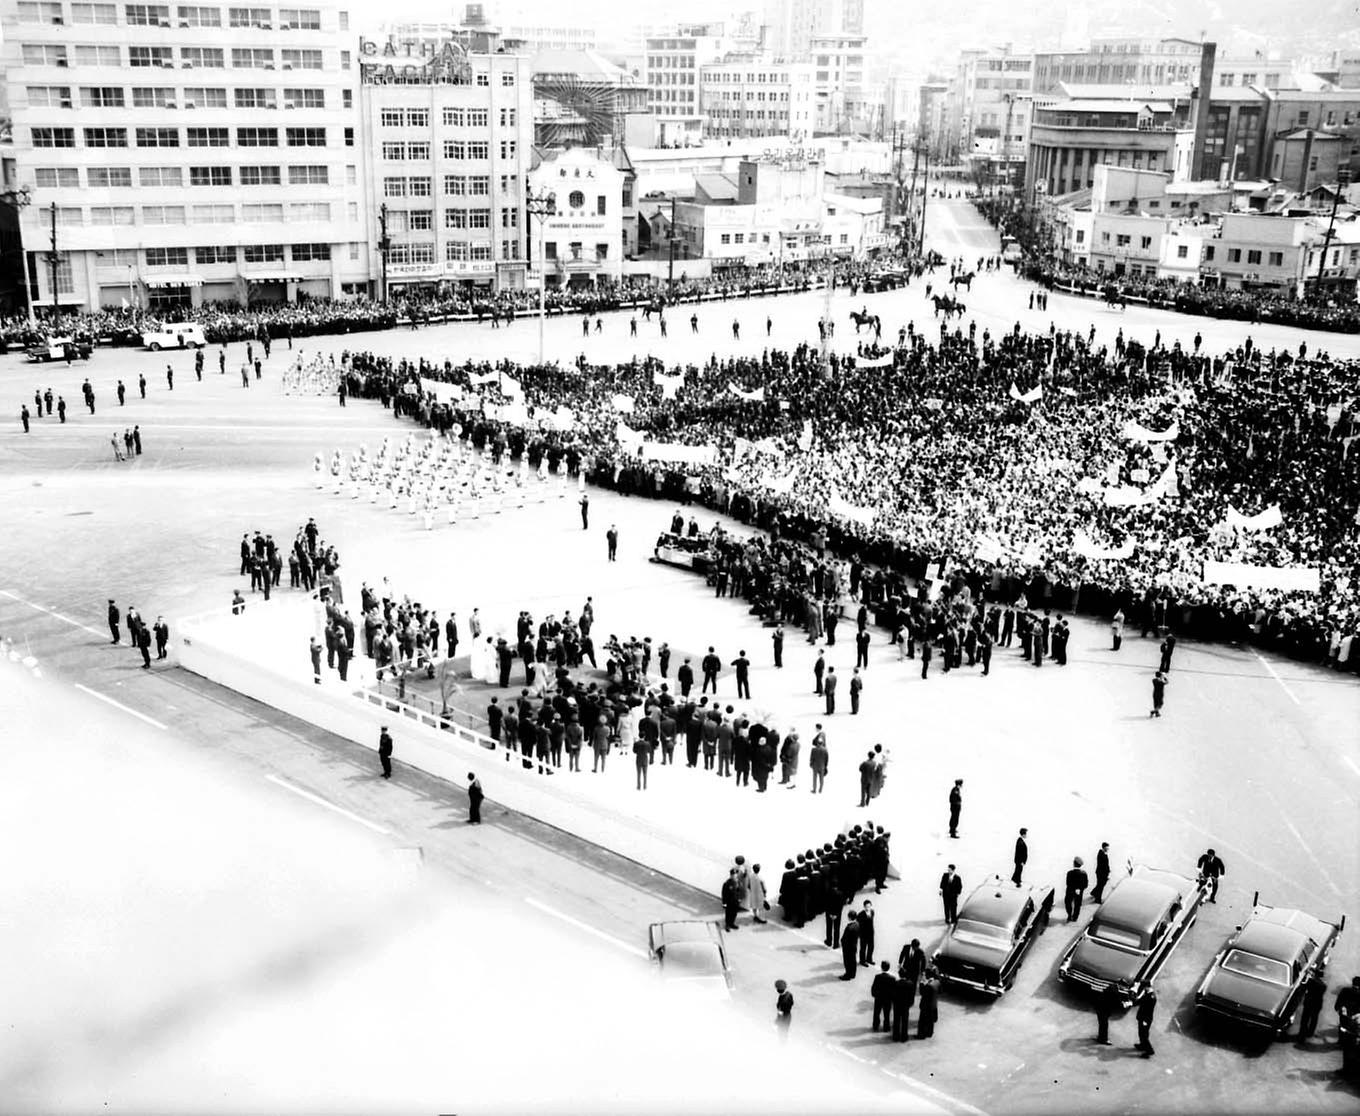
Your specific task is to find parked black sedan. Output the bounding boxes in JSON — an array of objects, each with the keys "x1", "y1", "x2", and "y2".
[
  {"x1": 933, "y1": 879, "x2": 1056, "y2": 995},
  {"x1": 1195, "y1": 894, "x2": 1344, "y2": 1035}
]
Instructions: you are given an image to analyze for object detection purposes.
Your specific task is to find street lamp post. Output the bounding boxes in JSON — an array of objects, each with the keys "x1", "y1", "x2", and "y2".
[
  {"x1": 0, "y1": 185, "x2": 34, "y2": 325},
  {"x1": 525, "y1": 186, "x2": 556, "y2": 366}
]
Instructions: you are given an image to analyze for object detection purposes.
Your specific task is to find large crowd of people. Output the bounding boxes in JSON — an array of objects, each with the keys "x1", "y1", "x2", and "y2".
[{"x1": 326, "y1": 313, "x2": 1360, "y2": 669}]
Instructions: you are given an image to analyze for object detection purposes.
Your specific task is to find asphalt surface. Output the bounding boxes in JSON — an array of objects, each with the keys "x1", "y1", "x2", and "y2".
[{"x1": 2, "y1": 194, "x2": 1358, "y2": 1115}]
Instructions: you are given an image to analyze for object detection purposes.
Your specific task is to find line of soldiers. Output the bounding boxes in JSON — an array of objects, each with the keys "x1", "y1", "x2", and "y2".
[{"x1": 777, "y1": 824, "x2": 891, "y2": 933}]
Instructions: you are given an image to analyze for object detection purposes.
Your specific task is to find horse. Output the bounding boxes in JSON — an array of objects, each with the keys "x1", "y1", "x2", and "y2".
[
  {"x1": 1101, "y1": 285, "x2": 1128, "y2": 312},
  {"x1": 850, "y1": 308, "x2": 880, "y2": 334},
  {"x1": 950, "y1": 271, "x2": 975, "y2": 291},
  {"x1": 931, "y1": 295, "x2": 965, "y2": 319}
]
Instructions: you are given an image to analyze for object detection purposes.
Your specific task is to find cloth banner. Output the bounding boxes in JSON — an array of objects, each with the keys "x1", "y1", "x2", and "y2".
[
  {"x1": 924, "y1": 397, "x2": 945, "y2": 411},
  {"x1": 763, "y1": 466, "x2": 799, "y2": 494},
  {"x1": 1074, "y1": 531, "x2": 1136, "y2": 560},
  {"x1": 797, "y1": 419, "x2": 814, "y2": 451},
  {"x1": 500, "y1": 375, "x2": 524, "y2": 401},
  {"x1": 640, "y1": 442, "x2": 717, "y2": 466},
  {"x1": 858, "y1": 353, "x2": 894, "y2": 368},
  {"x1": 616, "y1": 422, "x2": 645, "y2": 452},
  {"x1": 1122, "y1": 419, "x2": 1180, "y2": 442},
  {"x1": 539, "y1": 405, "x2": 574, "y2": 431},
  {"x1": 420, "y1": 377, "x2": 460, "y2": 404},
  {"x1": 611, "y1": 393, "x2": 636, "y2": 414},
  {"x1": 1325, "y1": 403, "x2": 1344, "y2": 432},
  {"x1": 1076, "y1": 477, "x2": 1103, "y2": 497},
  {"x1": 469, "y1": 370, "x2": 500, "y2": 387},
  {"x1": 732, "y1": 436, "x2": 753, "y2": 459},
  {"x1": 728, "y1": 383, "x2": 766, "y2": 402},
  {"x1": 1202, "y1": 561, "x2": 1318, "y2": 592},
  {"x1": 975, "y1": 534, "x2": 1007, "y2": 564},
  {"x1": 828, "y1": 490, "x2": 876, "y2": 526},
  {"x1": 1224, "y1": 504, "x2": 1283, "y2": 532},
  {"x1": 1009, "y1": 382, "x2": 1043, "y2": 404},
  {"x1": 754, "y1": 436, "x2": 782, "y2": 453},
  {"x1": 653, "y1": 370, "x2": 685, "y2": 400},
  {"x1": 1130, "y1": 468, "x2": 1150, "y2": 484}
]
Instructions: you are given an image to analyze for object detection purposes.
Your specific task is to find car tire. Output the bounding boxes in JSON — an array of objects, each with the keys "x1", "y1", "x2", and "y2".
[{"x1": 149, "y1": 342, "x2": 161, "y2": 351}]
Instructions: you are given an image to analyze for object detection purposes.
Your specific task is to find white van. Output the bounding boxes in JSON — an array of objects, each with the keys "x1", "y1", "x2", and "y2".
[{"x1": 141, "y1": 322, "x2": 207, "y2": 350}]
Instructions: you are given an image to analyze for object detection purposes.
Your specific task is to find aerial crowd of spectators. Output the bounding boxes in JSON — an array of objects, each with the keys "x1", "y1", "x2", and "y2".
[{"x1": 329, "y1": 316, "x2": 1360, "y2": 670}]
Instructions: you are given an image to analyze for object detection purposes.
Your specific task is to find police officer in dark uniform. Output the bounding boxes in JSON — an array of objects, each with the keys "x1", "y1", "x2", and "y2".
[{"x1": 377, "y1": 725, "x2": 393, "y2": 779}]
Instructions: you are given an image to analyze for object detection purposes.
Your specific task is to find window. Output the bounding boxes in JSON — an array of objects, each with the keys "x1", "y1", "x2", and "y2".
[
  {"x1": 500, "y1": 71, "x2": 515, "y2": 86},
  {"x1": 187, "y1": 126, "x2": 229, "y2": 146},
  {"x1": 181, "y1": 46, "x2": 224, "y2": 68},
  {"x1": 1227, "y1": 247, "x2": 1241, "y2": 263},
  {"x1": 192, "y1": 203, "x2": 235, "y2": 222},
  {"x1": 142, "y1": 204, "x2": 186, "y2": 224},
  {"x1": 231, "y1": 47, "x2": 275, "y2": 69},
  {"x1": 568, "y1": 241, "x2": 582, "y2": 259},
  {"x1": 499, "y1": 108, "x2": 516, "y2": 127},
  {"x1": 1203, "y1": 246, "x2": 1215, "y2": 261},
  {"x1": 346, "y1": 201, "x2": 357, "y2": 221},
  {"x1": 383, "y1": 142, "x2": 405, "y2": 160},
  {"x1": 228, "y1": 6, "x2": 271, "y2": 27},
  {"x1": 1297, "y1": 110, "x2": 1309, "y2": 126},
  {"x1": 407, "y1": 142, "x2": 430, "y2": 160},
  {"x1": 384, "y1": 176, "x2": 407, "y2": 198},
  {"x1": 234, "y1": 88, "x2": 276, "y2": 109},
  {"x1": 286, "y1": 126, "x2": 325, "y2": 146},
  {"x1": 734, "y1": 233, "x2": 745, "y2": 244},
  {"x1": 596, "y1": 195, "x2": 606, "y2": 216},
  {"x1": 467, "y1": 142, "x2": 489, "y2": 160},
  {"x1": 340, "y1": 50, "x2": 350, "y2": 70},
  {"x1": 132, "y1": 86, "x2": 176, "y2": 107},
  {"x1": 345, "y1": 164, "x2": 355, "y2": 184},
  {"x1": 406, "y1": 109, "x2": 428, "y2": 126},
  {"x1": 568, "y1": 190, "x2": 584, "y2": 209},
  {"x1": 241, "y1": 203, "x2": 283, "y2": 221},
  {"x1": 290, "y1": 242, "x2": 330, "y2": 260},
  {"x1": 283, "y1": 88, "x2": 324, "y2": 109},
  {"x1": 1247, "y1": 249, "x2": 1262, "y2": 265},
  {"x1": 74, "y1": 45, "x2": 118, "y2": 66},
  {"x1": 243, "y1": 244, "x2": 285, "y2": 263},
  {"x1": 444, "y1": 141, "x2": 466, "y2": 160},
  {"x1": 342, "y1": 89, "x2": 352, "y2": 109},
  {"x1": 35, "y1": 167, "x2": 80, "y2": 187},
  {"x1": 80, "y1": 86, "x2": 123, "y2": 108},
  {"x1": 344, "y1": 126, "x2": 354, "y2": 147},
  {"x1": 444, "y1": 209, "x2": 466, "y2": 228},
  {"x1": 1176, "y1": 244, "x2": 1188, "y2": 259},
  {"x1": 408, "y1": 210, "x2": 432, "y2": 231},
  {"x1": 28, "y1": 86, "x2": 74, "y2": 108},
  {"x1": 239, "y1": 165, "x2": 282, "y2": 185},
  {"x1": 135, "y1": 127, "x2": 179, "y2": 146},
  {"x1": 1140, "y1": 236, "x2": 1152, "y2": 249},
  {"x1": 543, "y1": 241, "x2": 556, "y2": 260},
  {"x1": 145, "y1": 246, "x2": 189, "y2": 266},
  {"x1": 139, "y1": 165, "x2": 182, "y2": 186},
  {"x1": 128, "y1": 46, "x2": 173, "y2": 67},
  {"x1": 281, "y1": 48, "x2": 322, "y2": 70},
  {"x1": 96, "y1": 248, "x2": 138, "y2": 267},
  {"x1": 466, "y1": 109, "x2": 487, "y2": 127},
  {"x1": 501, "y1": 239, "x2": 518, "y2": 260},
  {"x1": 54, "y1": 207, "x2": 84, "y2": 226},
  {"x1": 444, "y1": 175, "x2": 466, "y2": 195},
  {"x1": 238, "y1": 127, "x2": 278, "y2": 146},
  {"x1": 1268, "y1": 251, "x2": 1283, "y2": 267},
  {"x1": 380, "y1": 109, "x2": 404, "y2": 127},
  {"x1": 442, "y1": 108, "x2": 464, "y2": 126},
  {"x1": 84, "y1": 127, "x2": 128, "y2": 147},
  {"x1": 287, "y1": 164, "x2": 327, "y2": 185},
  {"x1": 88, "y1": 166, "x2": 133, "y2": 187},
  {"x1": 90, "y1": 206, "x2": 136, "y2": 225},
  {"x1": 501, "y1": 175, "x2": 516, "y2": 194},
  {"x1": 468, "y1": 208, "x2": 490, "y2": 228},
  {"x1": 499, "y1": 141, "x2": 517, "y2": 160},
  {"x1": 287, "y1": 202, "x2": 329, "y2": 220},
  {"x1": 72, "y1": 2, "x2": 119, "y2": 21},
  {"x1": 278, "y1": 6, "x2": 320, "y2": 28},
  {"x1": 446, "y1": 241, "x2": 468, "y2": 262},
  {"x1": 476, "y1": 72, "x2": 489, "y2": 86},
  {"x1": 500, "y1": 207, "x2": 518, "y2": 228},
  {"x1": 337, "y1": 7, "x2": 346, "y2": 27},
  {"x1": 1115, "y1": 234, "x2": 1131, "y2": 247},
  {"x1": 409, "y1": 177, "x2": 432, "y2": 197},
  {"x1": 184, "y1": 86, "x2": 227, "y2": 107},
  {"x1": 596, "y1": 243, "x2": 608, "y2": 260},
  {"x1": 126, "y1": 4, "x2": 172, "y2": 24},
  {"x1": 23, "y1": 43, "x2": 70, "y2": 66},
  {"x1": 178, "y1": 5, "x2": 221, "y2": 25},
  {"x1": 189, "y1": 165, "x2": 232, "y2": 186},
  {"x1": 195, "y1": 245, "x2": 236, "y2": 264}
]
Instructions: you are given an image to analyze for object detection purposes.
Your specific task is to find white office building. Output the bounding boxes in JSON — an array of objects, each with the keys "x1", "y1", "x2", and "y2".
[
  {"x1": 357, "y1": 37, "x2": 533, "y2": 294},
  {"x1": 699, "y1": 54, "x2": 815, "y2": 142},
  {"x1": 1, "y1": 0, "x2": 372, "y2": 311},
  {"x1": 527, "y1": 145, "x2": 623, "y2": 289}
]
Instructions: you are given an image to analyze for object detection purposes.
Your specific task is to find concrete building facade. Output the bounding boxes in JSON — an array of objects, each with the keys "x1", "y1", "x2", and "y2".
[
  {"x1": 644, "y1": 24, "x2": 726, "y2": 147},
  {"x1": 699, "y1": 54, "x2": 815, "y2": 142},
  {"x1": 527, "y1": 145, "x2": 623, "y2": 288}
]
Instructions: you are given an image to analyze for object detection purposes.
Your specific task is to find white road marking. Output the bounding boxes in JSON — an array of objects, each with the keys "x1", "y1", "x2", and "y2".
[
  {"x1": 1281, "y1": 816, "x2": 1344, "y2": 898},
  {"x1": 1343, "y1": 756, "x2": 1360, "y2": 779},
  {"x1": 264, "y1": 774, "x2": 393, "y2": 836},
  {"x1": 1254, "y1": 653, "x2": 1301, "y2": 706},
  {"x1": 523, "y1": 896, "x2": 648, "y2": 958},
  {"x1": 0, "y1": 589, "x2": 106, "y2": 638},
  {"x1": 74, "y1": 683, "x2": 168, "y2": 730},
  {"x1": 876, "y1": 1063, "x2": 991, "y2": 1116}
]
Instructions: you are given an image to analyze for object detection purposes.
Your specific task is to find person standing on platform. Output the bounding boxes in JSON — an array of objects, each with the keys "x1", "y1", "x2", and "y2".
[
  {"x1": 467, "y1": 772, "x2": 484, "y2": 823},
  {"x1": 378, "y1": 726, "x2": 394, "y2": 779},
  {"x1": 732, "y1": 650, "x2": 751, "y2": 699},
  {"x1": 136, "y1": 621, "x2": 152, "y2": 669},
  {"x1": 1095, "y1": 980, "x2": 1121, "y2": 1045},
  {"x1": 849, "y1": 668, "x2": 863, "y2": 713},
  {"x1": 1111, "y1": 608, "x2": 1125, "y2": 651},
  {"x1": 824, "y1": 666, "x2": 838, "y2": 714}
]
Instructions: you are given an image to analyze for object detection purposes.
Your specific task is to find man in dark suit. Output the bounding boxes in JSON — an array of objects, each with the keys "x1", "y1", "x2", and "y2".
[
  {"x1": 1092, "y1": 842, "x2": 1112, "y2": 902},
  {"x1": 107, "y1": 599, "x2": 121, "y2": 645},
  {"x1": 701, "y1": 647, "x2": 721, "y2": 694},
  {"x1": 731, "y1": 651, "x2": 751, "y2": 699},
  {"x1": 467, "y1": 772, "x2": 484, "y2": 823},
  {"x1": 136, "y1": 621, "x2": 153, "y2": 669},
  {"x1": 823, "y1": 879, "x2": 843, "y2": 948},
  {"x1": 939, "y1": 865, "x2": 963, "y2": 925},
  {"x1": 1135, "y1": 989, "x2": 1157, "y2": 1056},
  {"x1": 153, "y1": 616, "x2": 169, "y2": 660},
  {"x1": 948, "y1": 779, "x2": 963, "y2": 837},
  {"x1": 721, "y1": 868, "x2": 741, "y2": 930},
  {"x1": 1196, "y1": 848, "x2": 1226, "y2": 902},
  {"x1": 378, "y1": 726, "x2": 394, "y2": 779},
  {"x1": 839, "y1": 911, "x2": 861, "y2": 979},
  {"x1": 1064, "y1": 857, "x2": 1089, "y2": 922},
  {"x1": 605, "y1": 524, "x2": 618, "y2": 561},
  {"x1": 1012, "y1": 827, "x2": 1029, "y2": 886},
  {"x1": 871, "y1": 962, "x2": 896, "y2": 1032}
]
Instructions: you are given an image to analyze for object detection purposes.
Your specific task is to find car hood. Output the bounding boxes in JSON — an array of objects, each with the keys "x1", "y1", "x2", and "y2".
[
  {"x1": 1068, "y1": 937, "x2": 1144, "y2": 984},
  {"x1": 936, "y1": 936, "x2": 1005, "y2": 972},
  {"x1": 1199, "y1": 970, "x2": 1288, "y2": 1018}
]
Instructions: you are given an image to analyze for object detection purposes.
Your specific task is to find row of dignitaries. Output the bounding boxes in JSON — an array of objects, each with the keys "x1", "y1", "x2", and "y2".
[{"x1": 776, "y1": 824, "x2": 892, "y2": 932}]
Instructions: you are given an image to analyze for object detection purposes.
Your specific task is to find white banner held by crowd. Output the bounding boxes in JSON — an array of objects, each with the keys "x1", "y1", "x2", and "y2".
[
  {"x1": 1074, "y1": 531, "x2": 1137, "y2": 560},
  {"x1": 728, "y1": 383, "x2": 766, "y2": 403},
  {"x1": 1122, "y1": 419, "x2": 1180, "y2": 442},
  {"x1": 1009, "y1": 382, "x2": 1043, "y2": 404},
  {"x1": 653, "y1": 370, "x2": 685, "y2": 400},
  {"x1": 1202, "y1": 561, "x2": 1318, "y2": 592},
  {"x1": 1224, "y1": 504, "x2": 1283, "y2": 532},
  {"x1": 797, "y1": 419, "x2": 814, "y2": 451},
  {"x1": 641, "y1": 442, "x2": 718, "y2": 466},
  {"x1": 611, "y1": 393, "x2": 636, "y2": 414},
  {"x1": 828, "y1": 490, "x2": 876, "y2": 527}
]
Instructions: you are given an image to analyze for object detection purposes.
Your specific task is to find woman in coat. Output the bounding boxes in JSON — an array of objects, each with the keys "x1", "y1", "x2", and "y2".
[{"x1": 748, "y1": 864, "x2": 769, "y2": 925}]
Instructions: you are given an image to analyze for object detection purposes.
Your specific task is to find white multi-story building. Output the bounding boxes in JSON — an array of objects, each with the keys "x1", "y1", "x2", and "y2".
[
  {"x1": 699, "y1": 53, "x2": 814, "y2": 142},
  {"x1": 644, "y1": 24, "x2": 727, "y2": 147},
  {"x1": 2, "y1": 0, "x2": 371, "y2": 312},
  {"x1": 357, "y1": 36, "x2": 533, "y2": 295},
  {"x1": 527, "y1": 145, "x2": 623, "y2": 289},
  {"x1": 808, "y1": 33, "x2": 867, "y2": 133}
]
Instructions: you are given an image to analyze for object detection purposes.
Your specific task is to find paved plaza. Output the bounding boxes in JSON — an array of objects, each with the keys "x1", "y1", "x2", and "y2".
[{"x1": 2, "y1": 201, "x2": 1358, "y2": 1115}]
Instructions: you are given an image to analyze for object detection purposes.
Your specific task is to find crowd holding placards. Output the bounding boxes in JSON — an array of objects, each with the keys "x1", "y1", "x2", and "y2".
[{"x1": 320, "y1": 314, "x2": 1360, "y2": 668}]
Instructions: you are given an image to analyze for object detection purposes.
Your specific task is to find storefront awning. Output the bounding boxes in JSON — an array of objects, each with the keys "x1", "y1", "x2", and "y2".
[
  {"x1": 145, "y1": 274, "x2": 204, "y2": 289},
  {"x1": 243, "y1": 271, "x2": 305, "y2": 283}
]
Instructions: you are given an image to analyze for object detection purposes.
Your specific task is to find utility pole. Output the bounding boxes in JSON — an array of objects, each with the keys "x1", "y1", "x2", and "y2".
[
  {"x1": 1313, "y1": 166, "x2": 1352, "y2": 300},
  {"x1": 525, "y1": 184, "x2": 556, "y2": 365},
  {"x1": 667, "y1": 195, "x2": 677, "y2": 296},
  {"x1": 0, "y1": 184, "x2": 34, "y2": 324},
  {"x1": 907, "y1": 140, "x2": 921, "y2": 253},
  {"x1": 46, "y1": 202, "x2": 58, "y2": 322},
  {"x1": 377, "y1": 203, "x2": 391, "y2": 305},
  {"x1": 919, "y1": 145, "x2": 929, "y2": 257}
]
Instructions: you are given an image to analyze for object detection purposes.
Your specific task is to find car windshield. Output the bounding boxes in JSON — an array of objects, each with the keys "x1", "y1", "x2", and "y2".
[
  {"x1": 660, "y1": 942, "x2": 726, "y2": 977},
  {"x1": 953, "y1": 918, "x2": 1009, "y2": 944},
  {"x1": 1221, "y1": 949, "x2": 1291, "y2": 986},
  {"x1": 1089, "y1": 920, "x2": 1146, "y2": 950}
]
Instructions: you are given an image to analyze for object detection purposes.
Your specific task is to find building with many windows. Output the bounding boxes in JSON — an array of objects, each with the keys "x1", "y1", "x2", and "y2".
[
  {"x1": 808, "y1": 33, "x2": 867, "y2": 134},
  {"x1": 1, "y1": 0, "x2": 371, "y2": 311},
  {"x1": 644, "y1": 24, "x2": 727, "y2": 147},
  {"x1": 526, "y1": 145, "x2": 623, "y2": 288},
  {"x1": 357, "y1": 35, "x2": 533, "y2": 295},
  {"x1": 699, "y1": 54, "x2": 815, "y2": 142}
]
